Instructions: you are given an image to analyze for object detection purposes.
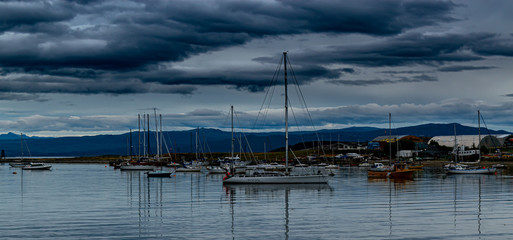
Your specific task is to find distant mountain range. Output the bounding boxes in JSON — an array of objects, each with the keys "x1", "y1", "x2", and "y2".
[{"x1": 1, "y1": 123, "x2": 509, "y2": 157}]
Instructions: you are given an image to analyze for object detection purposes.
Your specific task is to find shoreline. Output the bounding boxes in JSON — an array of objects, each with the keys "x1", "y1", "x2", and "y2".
[
  {"x1": 0, "y1": 156, "x2": 118, "y2": 164},
  {"x1": 0, "y1": 157, "x2": 509, "y2": 168}
]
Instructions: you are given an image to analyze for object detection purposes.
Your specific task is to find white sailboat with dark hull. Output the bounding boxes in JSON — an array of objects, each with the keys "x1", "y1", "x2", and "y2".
[
  {"x1": 446, "y1": 110, "x2": 496, "y2": 174},
  {"x1": 146, "y1": 110, "x2": 173, "y2": 177},
  {"x1": 223, "y1": 52, "x2": 332, "y2": 184},
  {"x1": 120, "y1": 129, "x2": 155, "y2": 171}
]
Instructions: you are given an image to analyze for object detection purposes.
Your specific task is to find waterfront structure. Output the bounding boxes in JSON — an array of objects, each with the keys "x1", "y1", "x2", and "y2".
[{"x1": 428, "y1": 135, "x2": 504, "y2": 149}]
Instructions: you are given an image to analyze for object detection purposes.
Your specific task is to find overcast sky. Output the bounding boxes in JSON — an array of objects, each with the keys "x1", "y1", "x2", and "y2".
[{"x1": 1, "y1": 0, "x2": 512, "y2": 137}]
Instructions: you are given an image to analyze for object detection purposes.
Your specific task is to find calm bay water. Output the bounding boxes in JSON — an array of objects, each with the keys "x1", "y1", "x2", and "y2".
[{"x1": 2, "y1": 163, "x2": 513, "y2": 239}]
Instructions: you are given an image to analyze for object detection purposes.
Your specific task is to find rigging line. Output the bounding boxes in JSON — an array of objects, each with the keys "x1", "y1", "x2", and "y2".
[
  {"x1": 162, "y1": 132, "x2": 173, "y2": 161},
  {"x1": 260, "y1": 71, "x2": 279, "y2": 130},
  {"x1": 203, "y1": 131, "x2": 214, "y2": 160},
  {"x1": 480, "y1": 113, "x2": 498, "y2": 149},
  {"x1": 288, "y1": 99, "x2": 309, "y2": 152},
  {"x1": 23, "y1": 138, "x2": 32, "y2": 157},
  {"x1": 287, "y1": 55, "x2": 317, "y2": 135},
  {"x1": 288, "y1": 54, "x2": 329, "y2": 161},
  {"x1": 234, "y1": 109, "x2": 256, "y2": 161},
  {"x1": 253, "y1": 55, "x2": 283, "y2": 130}
]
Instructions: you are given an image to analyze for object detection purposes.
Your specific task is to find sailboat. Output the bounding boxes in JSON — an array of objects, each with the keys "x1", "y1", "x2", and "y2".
[
  {"x1": 120, "y1": 128, "x2": 155, "y2": 171},
  {"x1": 223, "y1": 52, "x2": 332, "y2": 184},
  {"x1": 19, "y1": 133, "x2": 52, "y2": 170},
  {"x1": 147, "y1": 111, "x2": 173, "y2": 177},
  {"x1": 446, "y1": 110, "x2": 496, "y2": 174},
  {"x1": 176, "y1": 127, "x2": 202, "y2": 172},
  {"x1": 209, "y1": 106, "x2": 235, "y2": 175},
  {"x1": 367, "y1": 113, "x2": 414, "y2": 179},
  {"x1": 9, "y1": 133, "x2": 31, "y2": 168}
]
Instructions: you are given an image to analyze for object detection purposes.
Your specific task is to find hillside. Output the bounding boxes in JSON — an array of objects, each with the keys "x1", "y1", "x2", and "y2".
[{"x1": 1, "y1": 123, "x2": 509, "y2": 157}]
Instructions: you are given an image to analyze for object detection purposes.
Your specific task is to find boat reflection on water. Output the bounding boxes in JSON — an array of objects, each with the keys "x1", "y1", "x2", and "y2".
[
  {"x1": 124, "y1": 170, "x2": 168, "y2": 235},
  {"x1": 450, "y1": 174, "x2": 484, "y2": 238},
  {"x1": 223, "y1": 184, "x2": 332, "y2": 240},
  {"x1": 223, "y1": 183, "x2": 333, "y2": 196}
]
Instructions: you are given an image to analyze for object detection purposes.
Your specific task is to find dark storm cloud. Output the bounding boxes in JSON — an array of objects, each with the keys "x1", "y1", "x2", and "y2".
[
  {"x1": 328, "y1": 74, "x2": 437, "y2": 86},
  {"x1": 0, "y1": 0, "x2": 460, "y2": 97},
  {"x1": 0, "y1": 74, "x2": 197, "y2": 95},
  {"x1": 0, "y1": 0, "x2": 459, "y2": 70},
  {"x1": 286, "y1": 32, "x2": 500, "y2": 68},
  {"x1": 438, "y1": 65, "x2": 496, "y2": 72},
  {"x1": 2, "y1": 0, "x2": 512, "y2": 97},
  {"x1": 0, "y1": 1, "x2": 73, "y2": 32}
]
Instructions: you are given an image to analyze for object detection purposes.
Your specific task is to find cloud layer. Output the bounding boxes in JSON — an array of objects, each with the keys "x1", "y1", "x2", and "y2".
[
  {"x1": 0, "y1": 0, "x2": 472, "y2": 96},
  {"x1": 1, "y1": 0, "x2": 512, "y2": 136}
]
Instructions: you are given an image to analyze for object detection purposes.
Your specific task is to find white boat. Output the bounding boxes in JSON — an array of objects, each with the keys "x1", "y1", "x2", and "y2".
[
  {"x1": 167, "y1": 162, "x2": 181, "y2": 167},
  {"x1": 358, "y1": 162, "x2": 370, "y2": 167},
  {"x1": 120, "y1": 164, "x2": 155, "y2": 171},
  {"x1": 9, "y1": 162, "x2": 29, "y2": 168},
  {"x1": 223, "y1": 52, "x2": 332, "y2": 184},
  {"x1": 445, "y1": 111, "x2": 496, "y2": 175},
  {"x1": 223, "y1": 171, "x2": 331, "y2": 184},
  {"x1": 325, "y1": 164, "x2": 340, "y2": 169},
  {"x1": 446, "y1": 164, "x2": 496, "y2": 174},
  {"x1": 145, "y1": 111, "x2": 173, "y2": 178},
  {"x1": 175, "y1": 165, "x2": 202, "y2": 172},
  {"x1": 23, "y1": 162, "x2": 52, "y2": 170},
  {"x1": 207, "y1": 166, "x2": 226, "y2": 174},
  {"x1": 12, "y1": 133, "x2": 34, "y2": 168}
]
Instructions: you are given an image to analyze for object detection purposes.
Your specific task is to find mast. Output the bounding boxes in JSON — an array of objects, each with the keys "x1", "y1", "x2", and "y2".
[
  {"x1": 284, "y1": 52, "x2": 289, "y2": 175},
  {"x1": 454, "y1": 124, "x2": 457, "y2": 162},
  {"x1": 389, "y1": 113, "x2": 391, "y2": 164},
  {"x1": 138, "y1": 114, "x2": 141, "y2": 159},
  {"x1": 154, "y1": 108, "x2": 159, "y2": 158},
  {"x1": 230, "y1": 105, "x2": 234, "y2": 173},
  {"x1": 231, "y1": 106, "x2": 234, "y2": 160},
  {"x1": 20, "y1": 133, "x2": 23, "y2": 160},
  {"x1": 196, "y1": 127, "x2": 199, "y2": 160},
  {"x1": 160, "y1": 114, "x2": 163, "y2": 161},
  {"x1": 147, "y1": 114, "x2": 151, "y2": 157},
  {"x1": 478, "y1": 110, "x2": 481, "y2": 163},
  {"x1": 129, "y1": 129, "x2": 133, "y2": 161}
]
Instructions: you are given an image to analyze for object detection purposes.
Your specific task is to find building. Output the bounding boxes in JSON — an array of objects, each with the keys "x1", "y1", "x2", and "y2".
[
  {"x1": 428, "y1": 135, "x2": 507, "y2": 149},
  {"x1": 370, "y1": 135, "x2": 424, "y2": 150}
]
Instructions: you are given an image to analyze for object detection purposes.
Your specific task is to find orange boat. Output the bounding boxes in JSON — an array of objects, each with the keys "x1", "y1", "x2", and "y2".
[
  {"x1": 408, "y1": 164, "x2": 424, "y2": 170},
  {"x1": 368, "y1": 163, "x2": 414, "y2": 179}
]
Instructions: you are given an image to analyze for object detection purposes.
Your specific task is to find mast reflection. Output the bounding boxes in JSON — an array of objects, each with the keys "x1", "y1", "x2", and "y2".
[{"x1": 223, "y1": 184, "x2": 331, "y2": 239}]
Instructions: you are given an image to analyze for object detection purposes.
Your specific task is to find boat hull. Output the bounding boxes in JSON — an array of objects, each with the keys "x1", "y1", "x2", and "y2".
[
  {"x1": 120, "y1": 165, "x2": 155, "y2": 171},
  {"x1": 9, "y1": 163, "x2": 28, "y2": 168},
  {"x1": 207, "y1": 168, "x2": 226, "y2": 174},
  {"x1": 446, "y1": 168, "x2": 496, "y2": 174},
  {"x1": 146, "y1": 171, "x2": 172, "y2": 177},
  {"x1": 175, "y1": 167, "x2": 201, "y2": 172},
  {"x1": 23, "y1": 165, "x2": 52, "y2": 170},
  {"x1": 223, "y1": 174, "x2": 331, "y2": 184},
  {"x1": 408, "y1": 165, "x2": 424, "y2": 170}
]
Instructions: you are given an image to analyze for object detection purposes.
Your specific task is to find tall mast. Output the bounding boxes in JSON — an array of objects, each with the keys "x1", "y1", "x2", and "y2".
[
  {"x1": 154, "y1": 108, "x2": 159, "y2": 158},
  {"x1": 231, "y1": 105, "x2": 234, "y2": 160},
  {"x1": 284, "y1": 52, "x2": 289, "y2": 174},
  {"x1": 454, "y1": 124, "x2": 457, "y2": 162},
  {"x1": 129, "y1": 129, "x2": 132, "y2": 161},
  {"x1": 147, "y1": 114, "x2": 151, "y2": 157},
  {"x1": 196, "y1": 127, "x2": 199, "y2": 160},
  {"x1": 20, "y1": 133, "x2": 23, "y2": 160},
  {"x1": 478, "y1": 110, "x2": 481, "y2": 162},
  {"x1": 389, "y1": 113, "x2": 391, "y2": 164},
  {"x1": 160, "y1": 114, "x2": 163, "y2": 160},
  {"x1": 138, "y1": 114, "x2": 141, "y2": 159}
]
